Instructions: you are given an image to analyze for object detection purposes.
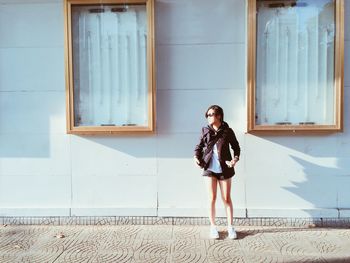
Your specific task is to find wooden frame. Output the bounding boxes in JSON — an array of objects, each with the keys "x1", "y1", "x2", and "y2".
[
  {"x1": 247, "y1": 0, "x2": 344, "y2": 134},
  {"x1": 64, "y1": 0, "x2": 156, "y2": 135}
]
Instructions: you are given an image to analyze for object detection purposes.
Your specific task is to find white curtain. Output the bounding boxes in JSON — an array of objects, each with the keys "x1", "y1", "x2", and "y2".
[
  {"x1": 256, "y1": 0, "x2": 335, "y2": 125},
  {"x1": 71, "y1": 4, "x2": 148, "y2": 127}
]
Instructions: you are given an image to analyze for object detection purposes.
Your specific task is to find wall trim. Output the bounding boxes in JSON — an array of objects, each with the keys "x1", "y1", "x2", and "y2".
[{"x1": 1, "y1": 216, "x2": 350, "y2": 227}]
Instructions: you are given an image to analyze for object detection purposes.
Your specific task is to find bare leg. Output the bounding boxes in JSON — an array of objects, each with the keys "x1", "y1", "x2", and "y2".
[
  {"x1": 205, "y1": 176, "x2": 218, "y2": 226},
  {"x1": 218, "y1": 178, "x2": 233, "y2": 226}
]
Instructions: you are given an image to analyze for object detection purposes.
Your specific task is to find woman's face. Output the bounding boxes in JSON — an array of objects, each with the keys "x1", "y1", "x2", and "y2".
[{"x1": 206, "y1": 109, "x2": 221, "y2": 125}]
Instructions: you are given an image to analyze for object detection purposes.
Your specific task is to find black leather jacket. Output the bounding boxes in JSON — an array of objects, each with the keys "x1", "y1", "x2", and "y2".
[{"x1": 194, "y1": 121, "x2": 241, "y2": 177}]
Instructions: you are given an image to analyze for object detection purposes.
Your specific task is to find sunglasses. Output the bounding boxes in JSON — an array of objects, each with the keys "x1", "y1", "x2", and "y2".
[{"x1": 206, "y1": 113, "x2": 217, "y2": 117}]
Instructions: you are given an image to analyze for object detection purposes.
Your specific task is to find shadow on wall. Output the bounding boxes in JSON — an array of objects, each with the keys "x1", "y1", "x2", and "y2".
[
  {"x1": 74, "y1": 121, "x2": 208, "y2": 159},
  {"x1": 285, "y1": 155, "x2": 350, "y2": 217},
  {"x1": 253, "y1": 132, "x2": 350, "y2": 218}
]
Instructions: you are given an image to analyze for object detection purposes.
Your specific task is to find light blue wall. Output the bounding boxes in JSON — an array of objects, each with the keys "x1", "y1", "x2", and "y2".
[{"x1": 0, "y1": 0, "x2": 349, "y2": 218}]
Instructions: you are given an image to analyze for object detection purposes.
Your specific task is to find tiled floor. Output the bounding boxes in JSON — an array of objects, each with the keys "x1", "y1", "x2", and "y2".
[{"x1": 1, "y1": 224, "x2": 350, "y2": 262}]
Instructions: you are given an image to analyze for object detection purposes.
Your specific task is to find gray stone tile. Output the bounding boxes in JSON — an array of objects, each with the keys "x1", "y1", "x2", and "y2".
[{"x1": 1, "y1": 224, "x2": 350, "y2": 262}]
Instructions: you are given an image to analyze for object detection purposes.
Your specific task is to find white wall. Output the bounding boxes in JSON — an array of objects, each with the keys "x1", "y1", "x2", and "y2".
[{"x1": 0, "y1": 0, "x2": 349, "y2": 218}]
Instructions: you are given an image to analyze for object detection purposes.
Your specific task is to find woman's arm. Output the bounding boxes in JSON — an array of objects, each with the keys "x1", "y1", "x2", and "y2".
[
  {"x1": 194, "y1": 128, "x2": 205, "y2": 166},
  {"x1": 229, "y1": 128, "x2": 240, "y2": 161}
]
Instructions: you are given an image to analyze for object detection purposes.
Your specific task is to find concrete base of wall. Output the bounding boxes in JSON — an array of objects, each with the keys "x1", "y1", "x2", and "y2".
[
  {"x1": 2, "y1": 207, "x2": 348, "y2": 218},
  {"x1": 158, "y1": 207, "x2": 247, "y2": 217},
  {"x1": 247, "y1": 208, "x2": 340, "y2": 218}
]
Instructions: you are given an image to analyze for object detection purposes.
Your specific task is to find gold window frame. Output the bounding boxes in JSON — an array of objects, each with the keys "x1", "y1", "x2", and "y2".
[
  {"x1": 247, "y1": 0, "x2": 344, "y2": 134},
  {"x1": 64, "y1": 0, "x2": 156, "y2": 135}
]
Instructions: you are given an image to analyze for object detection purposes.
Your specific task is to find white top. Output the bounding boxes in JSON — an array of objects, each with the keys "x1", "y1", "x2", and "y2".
[{"x1": 208, "y1": 143, "x2": 222, "y2": 173}]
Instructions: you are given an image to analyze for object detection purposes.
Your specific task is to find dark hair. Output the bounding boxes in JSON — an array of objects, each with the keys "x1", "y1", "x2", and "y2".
[{"x1": 205, "y1": 105, "x2": 224, "y2": 122}]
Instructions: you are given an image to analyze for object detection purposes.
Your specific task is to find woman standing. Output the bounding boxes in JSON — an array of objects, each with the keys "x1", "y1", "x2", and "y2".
[{"x1": 194, "y1": 105, "x2": 241, "y2": 239}]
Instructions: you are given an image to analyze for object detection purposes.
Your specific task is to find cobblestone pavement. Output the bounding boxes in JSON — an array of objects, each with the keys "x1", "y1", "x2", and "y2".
[{"x1": 1, "y1": 224, "x2": 350, "y2": 262}]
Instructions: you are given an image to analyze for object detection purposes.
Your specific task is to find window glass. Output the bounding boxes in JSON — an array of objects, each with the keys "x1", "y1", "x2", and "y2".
[
  {"x1": 71, "y1": 4, "x2": 148, "y2": 127},
  {"x1": 256, "y1": 0, "x2": 335, "y2": 126}
]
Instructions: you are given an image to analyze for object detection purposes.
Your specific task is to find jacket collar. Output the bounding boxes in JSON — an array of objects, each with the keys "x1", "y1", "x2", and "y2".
[{"x1": 204, "y1": 121, "x2": 229, "y2": 134}]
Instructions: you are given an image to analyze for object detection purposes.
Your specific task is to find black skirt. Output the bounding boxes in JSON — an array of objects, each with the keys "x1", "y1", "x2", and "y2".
[{"x1": 202, "y1": 169, "x2": 234, "y2": 180}]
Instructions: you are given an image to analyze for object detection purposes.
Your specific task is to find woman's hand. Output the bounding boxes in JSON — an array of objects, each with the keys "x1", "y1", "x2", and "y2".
[
  {"x1": 194, "y1": 156, "x2": 202, "y2": 167},
  {"x1": 226, "y1": 159, "x2": 238, "y2": 168},
  {"x1": 230, "y1": 159, "x2": 238, "y2": 167}
]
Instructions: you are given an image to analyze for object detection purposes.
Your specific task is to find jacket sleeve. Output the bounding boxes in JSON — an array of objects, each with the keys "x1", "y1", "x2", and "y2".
[
  {"x1": 229, "y1": 128, "x2": 241, "y2": 160},
  {"x1": 194, "y1": 128, "x2": 205, "y2": 160}
]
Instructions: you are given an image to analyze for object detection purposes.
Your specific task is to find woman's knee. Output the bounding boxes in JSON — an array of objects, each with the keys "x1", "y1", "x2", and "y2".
[
  {"x1": 209, "y1": 195, "x2": 217, "y2": 203},
  {"x1": 222, "y1": 196, "x2": 232, "y2": 206}
]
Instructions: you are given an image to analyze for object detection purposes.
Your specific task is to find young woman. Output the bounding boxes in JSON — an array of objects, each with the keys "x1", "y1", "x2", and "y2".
[{"x1": 194, "y1": 105, "x2": 241, "y2": 239}]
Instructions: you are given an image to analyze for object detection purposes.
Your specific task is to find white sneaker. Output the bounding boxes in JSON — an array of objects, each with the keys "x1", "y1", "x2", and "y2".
[
  {"x1": 227, "y1": 226, "x2": 237, "y2": 239},
  {"x1": 209, "y1": 226, "x2": 219, "y2": 239}
]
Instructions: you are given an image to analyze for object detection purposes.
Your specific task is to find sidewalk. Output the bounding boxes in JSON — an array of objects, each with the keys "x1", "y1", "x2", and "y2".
[{"x1": 1, "y1": 224, "x2": 350, "y2": 262}]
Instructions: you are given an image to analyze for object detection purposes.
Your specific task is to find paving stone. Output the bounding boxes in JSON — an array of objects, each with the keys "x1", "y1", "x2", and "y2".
[{"x1": 1, "y1": 225, "x2": 350, "y2": 262}]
